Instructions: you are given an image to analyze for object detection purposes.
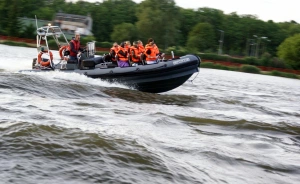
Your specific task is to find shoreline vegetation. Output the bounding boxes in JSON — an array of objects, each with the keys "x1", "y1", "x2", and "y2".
[
  {"x1": 200, "y1": 62, "x2": 299, "y2": 79},
  {"x1": 0, "y1": 39, "x2": 299, "y2": 80}
]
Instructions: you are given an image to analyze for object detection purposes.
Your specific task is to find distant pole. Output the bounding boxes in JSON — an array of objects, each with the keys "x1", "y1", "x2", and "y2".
[
  {"x1": 250, "y1": 40, "x2": 256, "y2": 57},
  {"x1": 35, "y1": 15, "x2": 38, "y2": 30},
  {"x1": 246, "y1": 39, "x2": 253, "y2": 56},
  {"x1": 246, "y1": 39, "x2": 249, "y2": 56},
  {"x1": 218, "y1": 30, "x2": 224, "y2": 55},
  {"x1": 253, "y1": 35, "x2": 267, "y2": 58},
  {"x1": 264, "y1": 39, "x2": 271, "y2": 53},
  {"x1": 255, "y1": 38, "x2": 261, "y2": 58},
  {"x1": 253, "y1": 35, "x2": 258, "y2": 57}
]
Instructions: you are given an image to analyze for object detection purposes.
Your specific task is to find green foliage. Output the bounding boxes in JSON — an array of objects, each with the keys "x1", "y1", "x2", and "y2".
[
  {"x1": 277, "y1": 34, "x2": 300, "y2": 69},
  {"x1": 269, "y1": 57, "x2": 286, "y2": 68},
  {"x1": 165, "y1": 46, "x2": 188, "y2": 55},
  {"x1": 268, "y1": 70, "x2": 299, "y2": 79},
  {"x1": 200, "y1": 62, "x2": 215, "y2": 68},
  {"x1": 200, "y1": 62, "x2": 238, "y2": 71},
  {"x1": 1, "y1": 41, "x2": 29, "y2": 47},
  {"x1": 278, "y1": 21, "x2": 300, "y2": 37},
  {"x1": 198, "y1": 53, "x2": 247, "y2": 64},
  {"x1": 91, "y1": 0, "x2": 137, "y2": 42},
  {"x1": 47, "y1": 40, "x2": 59, "y2": 50},
  {"x1": 32, "y1": 7, "x2": 55, "y2": 20},
  {"x1": 19, "y1": 0, "x2": 45, "y2": 17},
  {"x1": 229, "y1": 57, "x2": 245, "y2": 64},
  {"x1": 244, "y1": 57, "x2": 259, "y2": 65},
  {"x1": 96, "y1": 42, "x2": 113, "y2": 48},
  {"x1": 81, "y1": 35, "x2": 96, "y2": 45},
  {"x1": 239, "y1": 65, "x2": 261, "y2": 74},
  {"x1": 20, "y1": 23, "x2": 35, "y2": 39},
  {"x1": 196, "y1": 7, "x2": 224, "y2": 45},
  {"x1": 111, "y1": 23, "x2": 137, "y2": 43},
  {"x1": 199, "y1": 53, "x2": 228, "y2": 61},
  {"x1": 0, "y1": 0, "x2": 23, "y2": 36},
  {"x1": 260, "y1": 52, "x2": 272, "y2": 66},
  {"x1": 186, "y1": 22, "x2": 215, "y2": 52},
  {"x1": 177, "y1": 8, "x2": 198, "y2": 46},
  {"x1": 136, "y1": 0, "x2": 180, "y2": 49}
]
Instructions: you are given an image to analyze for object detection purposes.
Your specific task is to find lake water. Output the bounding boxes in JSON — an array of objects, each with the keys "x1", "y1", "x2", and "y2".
[{"x1": 0, "y1": 44, "x2": 300, "y2": 184}]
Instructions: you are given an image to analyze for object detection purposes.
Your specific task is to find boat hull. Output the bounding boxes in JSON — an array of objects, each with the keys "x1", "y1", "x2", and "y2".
[{"x1": 21, "y1": 54, "x2": 201, "y2": 93}]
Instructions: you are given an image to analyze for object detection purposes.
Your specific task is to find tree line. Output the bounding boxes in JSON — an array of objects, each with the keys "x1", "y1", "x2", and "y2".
[{"x1": 0, "y1": 0, "x2": 300, "y2": 69}]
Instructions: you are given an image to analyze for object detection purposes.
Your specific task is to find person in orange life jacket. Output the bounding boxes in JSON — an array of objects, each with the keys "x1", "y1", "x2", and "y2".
[
  {"x1": 38, "y1": 47, "x2": 53, "y2": 67},
  {"x1": 110, "y1": 42, "x2": 119, "y2": 63},
  {"x1": 137, "y1": 40, "x2": 145, "y2": 54},
  {"x1": 125, "y1": 41, "x2": 131, "y2": 52},
  {"x1": 69, "y1": 33, "x2": 84, "y2": 61},
  {"x1": 116, "y1": 42, "x2": 130, "y2": 68},
  {"x1": 144, "y1": 38, "x2": 160, "y2": 65},
  {"x1": 125, "y1": 41, "x2": 131, "y2": 60},
  {"x1": 130, "y1": 41, "x2": 141, "y2": 65}
]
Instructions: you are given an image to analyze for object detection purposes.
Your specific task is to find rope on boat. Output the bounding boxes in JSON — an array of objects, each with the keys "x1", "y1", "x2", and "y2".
[{"x1": 189, "y1": 72, "x2": 199, "y2": 84}]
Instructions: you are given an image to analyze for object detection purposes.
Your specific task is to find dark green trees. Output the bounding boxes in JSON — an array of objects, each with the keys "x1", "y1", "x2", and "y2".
[
  {"x1": 0, "y1": 0, "x2": 22, "y2": 36},
  {"x1": 186, "y1": 23, "x2": 215, "y2": 52},
  {"x1": 136, "y1": 0, "x2": 180, "y2": 49}
]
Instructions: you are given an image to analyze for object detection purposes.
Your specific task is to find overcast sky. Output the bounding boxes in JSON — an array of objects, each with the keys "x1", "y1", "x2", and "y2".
[{"x1": 70, "y1": 0, "x2": 299, "y2": 23}]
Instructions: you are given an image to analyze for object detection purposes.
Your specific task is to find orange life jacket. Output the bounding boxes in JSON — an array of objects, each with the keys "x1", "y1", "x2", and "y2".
[
  {"x1": 117, "y1": 47, "x2": 128, "y2": 61},
  {"x1": 69, "y1": 40, "x2": 80, "y2": 57},
  {"x1": 145, "y1": 44, "x2": 158, "y2": 61},
  {"x1": 125, "y1": 45, "x2": 131, "y2": 57},
  {"x1": 138, "y1": 45, "x2": 145, "y2": 55},
  {"x1": 130, "y1": 46, "x2": 140, "y2": 63},
  {"x1": 110, "y1": 46, "x2": 119, "y2": 61}
]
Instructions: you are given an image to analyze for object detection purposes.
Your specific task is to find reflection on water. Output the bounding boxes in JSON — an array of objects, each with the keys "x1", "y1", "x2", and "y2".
[{"x1": 103, "y1": 87, "x2": 197, "y2": 106}]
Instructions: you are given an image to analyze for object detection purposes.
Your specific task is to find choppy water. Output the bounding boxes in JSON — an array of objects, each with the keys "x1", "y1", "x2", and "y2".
[{"x1": 0, "y1": 44, "x2": 300, "y2": 184}]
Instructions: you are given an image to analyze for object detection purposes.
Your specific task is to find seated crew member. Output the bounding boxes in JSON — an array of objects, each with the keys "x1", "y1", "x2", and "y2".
[
  {"x1": 69, "y1": 33, "x2": 84, "y2": 61},
  {"x1": 38, "y1": 47, "x2": 53, "y2": 67},
  {"x1": 116, "y1": 42, "x2": 130, "y2": 68},
  {"x1": 153, "y1": 41, "x2": 164, "y2": 60},
  {"x1": 137, "y1": 40, "x2": 145, "y2": 54},
  {"x1": 130, "y1": 41, "x2": 142, "y2": 65},
  {"x1": 109, "y1": 42, "x2": 119, "y2": 65},
  {"x1": 125, "y1": 41, "x2": 131, "y2": 61},
  {"x1": 125, "y1": 41, "x2": 131, "y2": 52},
  {"x1": 144, "y1": 38, "x2": 159, "y2": 65},
  {"x1": 137, "y1": 40, "x2": 146, "y2": 64}
]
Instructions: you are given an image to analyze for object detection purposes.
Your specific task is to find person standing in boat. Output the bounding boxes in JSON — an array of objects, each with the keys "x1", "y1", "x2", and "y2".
[
  {"x1": 144, "y1": 38, "x2": 160, "y2": 64},
  {"x1": 69, "y1": 32, "x2": 83, "y2": 61},
  {"x1": 116, "y1": 42, "x2": 130, "y2": 67}
]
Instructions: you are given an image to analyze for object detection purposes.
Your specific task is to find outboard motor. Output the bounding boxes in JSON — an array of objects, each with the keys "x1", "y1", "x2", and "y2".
[
  {"x1": 86, "y1": 41, "x2": 96, "y2": 58},
  {"x1": 80, "y1": 41, "x2": 96, "y2": 69}
]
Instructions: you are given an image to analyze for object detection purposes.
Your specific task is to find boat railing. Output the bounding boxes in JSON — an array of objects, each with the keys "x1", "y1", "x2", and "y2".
[
  {"x1": 37, "y1": 26, "x2": 64, "y2": 36},
  {"x1": 36, "y1": 25, "x2": 69, "y2": 53}
]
